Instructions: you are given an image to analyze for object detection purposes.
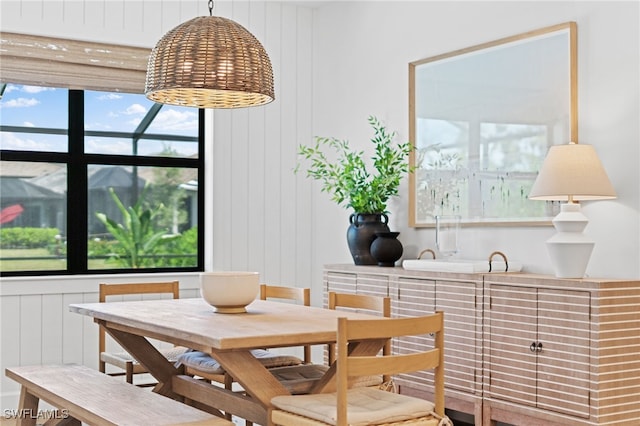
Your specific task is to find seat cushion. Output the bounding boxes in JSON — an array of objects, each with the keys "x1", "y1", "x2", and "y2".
[
  {"x1": 271, "y1": 387, "x2": 435, "y2": 426},
  {"x1": 176, "y1": 349, "x2": 303, "y2": 375}
]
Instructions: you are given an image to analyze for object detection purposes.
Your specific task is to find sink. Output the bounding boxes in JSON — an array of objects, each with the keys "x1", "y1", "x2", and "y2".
[{"x1": 402, "y1": 258, "x2": 522, "y2": 273}]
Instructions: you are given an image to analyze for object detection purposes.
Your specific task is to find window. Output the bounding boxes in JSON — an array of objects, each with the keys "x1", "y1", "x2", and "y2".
[
  {"x1": 1, "y1": 61, "x2": 204, "y2": 276},
  {"x1": 1, "y1": 33, "x2": 205, "y2": 276}
]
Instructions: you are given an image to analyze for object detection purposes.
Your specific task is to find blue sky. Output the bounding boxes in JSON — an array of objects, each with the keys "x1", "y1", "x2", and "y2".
[{"x1": 0, "y1": 84, "x2": 198, "y2": 156}]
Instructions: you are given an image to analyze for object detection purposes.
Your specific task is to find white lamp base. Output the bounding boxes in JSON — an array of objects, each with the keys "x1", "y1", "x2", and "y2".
[{"x1": 546, "y1": 203, "x2": 594, "y2": 278}]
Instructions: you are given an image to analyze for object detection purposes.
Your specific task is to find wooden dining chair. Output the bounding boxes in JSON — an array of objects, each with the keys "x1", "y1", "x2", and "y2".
[
  {"x1": 99, "y1": 281, "x2": 188, "y2": 386},
  {"x1": 270, "y1": 312, "x2": 451, "y2": 426},
  {"x1": 327, "y1": 291, "x2": 391, "y2": 381},
  {"x1": 177, "y1": 284, "x2": 312, "y2": 422},
  {"x1": 267, "y1": 291, "x2": 392, "y2": 395},
  {"x1": 260, "y1": 284, "x2": 313, "y2": 363}
]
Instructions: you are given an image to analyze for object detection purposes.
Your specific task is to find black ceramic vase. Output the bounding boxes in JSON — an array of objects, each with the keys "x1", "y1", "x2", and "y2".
[
  {"x1": 370, "y1": 231, "x2": 403, "y2": 267},
  {"x1": 346, "y1": 213, "x2": 390, "y2": 265}
]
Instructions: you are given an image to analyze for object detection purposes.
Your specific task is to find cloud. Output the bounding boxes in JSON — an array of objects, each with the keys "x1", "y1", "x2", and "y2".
[
  {"x1": 4, "y1": 84, "x2": 55, "y2": 94},
  {"x1": 85, "y1": 121, "x2": 112, "y2": 131},
  {"x1": 4, "y1": 83, "x2": 56, "y2": 93},
  {"x1": 150, "y1": 108, "x2": 198, "y2": 132},
  {"x1": 0, "y1": 132, "x2": 60, "y2": 151},
  {"x1": 128, "y1": 117, "x2": 142, "y2": 127},
  {"x1": 85, "y1": 137, "x2": 132, "y2": 155},
  {"x1": 98, "y1": 93, "x2": 123, "y2": 101},
  {"x1": 1, "y1": 97, "x2": 40, "y2": 108},
  {"x1": 124, "y1": 103, "x2": 147, "y2": 115},
  {"x1": 21, "y1": 85, "x2": 54, "y2": 94}
]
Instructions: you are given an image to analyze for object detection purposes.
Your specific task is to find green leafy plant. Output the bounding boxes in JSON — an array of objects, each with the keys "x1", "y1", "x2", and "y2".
[
  {"x1": 95, "y1": 186, "x2": 178, "y2": 268},
  {"x1": 158, "y1": 227, "x2": 198, "y2": 267},
  {"x1": 296, "y1": 116, "x2": 414, "y2": 213}
]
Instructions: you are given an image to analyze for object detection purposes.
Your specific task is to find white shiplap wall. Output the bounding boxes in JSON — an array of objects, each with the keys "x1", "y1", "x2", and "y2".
[
  {"x1": 0, "y1": 0, "x2": 315, "y2": 411},
  {"x1": 0, "y1": 273, "x2": 203, "y2": 410}
]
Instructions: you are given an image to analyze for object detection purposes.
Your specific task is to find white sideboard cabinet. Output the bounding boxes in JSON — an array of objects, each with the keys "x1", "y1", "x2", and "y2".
[{"x1": 323, "y1": 264, "x2": 640, "y2": 426}]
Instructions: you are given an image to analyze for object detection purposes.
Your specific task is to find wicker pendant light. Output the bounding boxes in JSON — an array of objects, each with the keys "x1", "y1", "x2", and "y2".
[{"x1": 145, "y1": 1, "x2": 274, "y2": 109}]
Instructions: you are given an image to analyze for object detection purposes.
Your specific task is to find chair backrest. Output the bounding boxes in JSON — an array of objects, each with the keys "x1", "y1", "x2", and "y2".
[
  {"x1": 260, "y1": 284, "x2": 311, "y2": 363},
  {"x1": 98, "y1": 281, "x2": 180, "y2": 356},
  {"x1": 336, "y1": 312, "x2": 445, "y2": 423},
  {"x1": 260, "y1": 284, "x2": 310, "y2": 306},
  {"x1": 328, "y1": 292, "x2": 390, "y2": 316},
  {"x1": 327, "y1": 292, "x2": 391, "y2": 376}
]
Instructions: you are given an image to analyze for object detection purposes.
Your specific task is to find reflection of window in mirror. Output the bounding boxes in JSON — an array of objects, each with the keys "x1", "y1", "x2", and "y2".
[{"x1": 409, "y1": 22, "x2": 576, "y2": 227}]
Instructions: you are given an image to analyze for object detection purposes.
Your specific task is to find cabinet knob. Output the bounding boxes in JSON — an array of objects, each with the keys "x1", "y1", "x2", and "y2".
[{"x1": 530, "y1": 342, "x2": 544, "y2": 352}]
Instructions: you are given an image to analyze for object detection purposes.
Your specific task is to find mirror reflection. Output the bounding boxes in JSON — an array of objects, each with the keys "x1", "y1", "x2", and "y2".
[{"x1": 409, "y1": 22, "x2": 576, "y2": 227}]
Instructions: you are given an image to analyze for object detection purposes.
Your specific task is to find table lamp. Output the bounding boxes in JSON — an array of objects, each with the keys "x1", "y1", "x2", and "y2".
[{"x1": 529, "y1": 142, "x2": 616, "y2": 278}]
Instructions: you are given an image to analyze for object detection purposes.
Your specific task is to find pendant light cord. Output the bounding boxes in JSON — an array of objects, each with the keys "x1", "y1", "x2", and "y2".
[{"x1": 208, "y1": 0, "x2": 214, "y2": 16}]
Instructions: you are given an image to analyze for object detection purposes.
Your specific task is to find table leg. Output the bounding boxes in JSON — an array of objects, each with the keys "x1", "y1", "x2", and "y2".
[
  {"x1": 212, "y1": 350, "x2": 290, "y2": 407},
  {"x1": 310, "y1": 338, "x2": 387, "y2": 393},
  {"x1": 102, "y1": 324, "x2": 182, "y2": 398},
  {"x1": 16, "y1": 386, "x2": 39, "y2": 426},
  {"x1": 170, "y1": 348, "x2": 289, "y2": 426}
]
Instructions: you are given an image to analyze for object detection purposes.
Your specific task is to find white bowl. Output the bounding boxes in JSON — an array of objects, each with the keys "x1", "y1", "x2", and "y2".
[{"x1": 200, "y1": 271, "x2": 260, "y2": 313}]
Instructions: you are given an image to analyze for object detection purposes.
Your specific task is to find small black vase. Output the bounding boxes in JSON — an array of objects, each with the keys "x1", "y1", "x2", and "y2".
[
  {"x1": 346, "y1": 213, "x2": 390, "y2": 265},
  {"x1": 370, "y1": 232, "x2": 403, "y2": 267}
]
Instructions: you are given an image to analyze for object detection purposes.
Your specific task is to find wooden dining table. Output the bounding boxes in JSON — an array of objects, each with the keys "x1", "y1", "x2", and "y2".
[{"x1": 69, "y1": 298, "x2": 387, "y2": 425}]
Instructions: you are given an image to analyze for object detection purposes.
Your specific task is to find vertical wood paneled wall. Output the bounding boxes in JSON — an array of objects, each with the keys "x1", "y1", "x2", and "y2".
[
  {"x1": 209, "y1": 1, "x2": 314, "y2": 289},
  {"x1": 0, "y1": 0, "x2": 314, "y2": 411},
  {"x1": 0, "y1": 274, "x2": 201, "y2": 410}
]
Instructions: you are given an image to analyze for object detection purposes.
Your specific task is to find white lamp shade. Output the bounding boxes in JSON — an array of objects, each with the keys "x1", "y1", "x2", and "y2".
[{"x1": 529, "y1": 143, "x2": 617, "y2": 201}]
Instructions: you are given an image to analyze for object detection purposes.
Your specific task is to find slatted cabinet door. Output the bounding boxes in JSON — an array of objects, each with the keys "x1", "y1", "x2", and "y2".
[
  {"x1": 435, "y1": 279, "x2": 482, "y2": 395},
  {"x1": 324, "y1": 271, "x2": 356, "y2": 293},
  {"x1": 323, "y1": 271, "x2": 389, "y2": 308},
  {"x1": 324, "y1": 271, "x2": 357, "y2": 307},
  {"x1": 487, "y1": 284, "x2": 591, "y2": 418},
  {"x1": 536, "y1": 288, "x2": 590, "y2": 417},
  {"x1": 355, "y1": 273, "x2": 389, "y2": 298},
  {"x1": 487, "y1": 285, "x2": 538, "y2": 407},
  {"x1": 390, "y1": 277, "x2": 436, "y2": 390}
]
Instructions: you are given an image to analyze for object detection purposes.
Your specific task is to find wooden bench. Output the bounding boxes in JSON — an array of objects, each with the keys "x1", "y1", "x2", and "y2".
[{"x1": 5, "y1": 364, "x2": 234, "y2": 426}]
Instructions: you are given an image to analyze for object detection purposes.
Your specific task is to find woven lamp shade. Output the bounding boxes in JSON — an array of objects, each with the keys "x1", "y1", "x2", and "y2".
[{"x1": 145, "y1": 16, "x2": 274, "y2": 109}]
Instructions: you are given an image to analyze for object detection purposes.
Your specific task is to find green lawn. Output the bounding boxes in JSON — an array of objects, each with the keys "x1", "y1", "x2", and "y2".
[{"x1": 0, "y1": 248, "x2": 110, "y2": 271}]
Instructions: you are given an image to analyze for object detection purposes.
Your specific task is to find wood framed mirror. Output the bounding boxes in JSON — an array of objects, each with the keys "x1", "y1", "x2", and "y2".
[{"x1": 409, "y1": 22, "x2": 577, "y2": 227}]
